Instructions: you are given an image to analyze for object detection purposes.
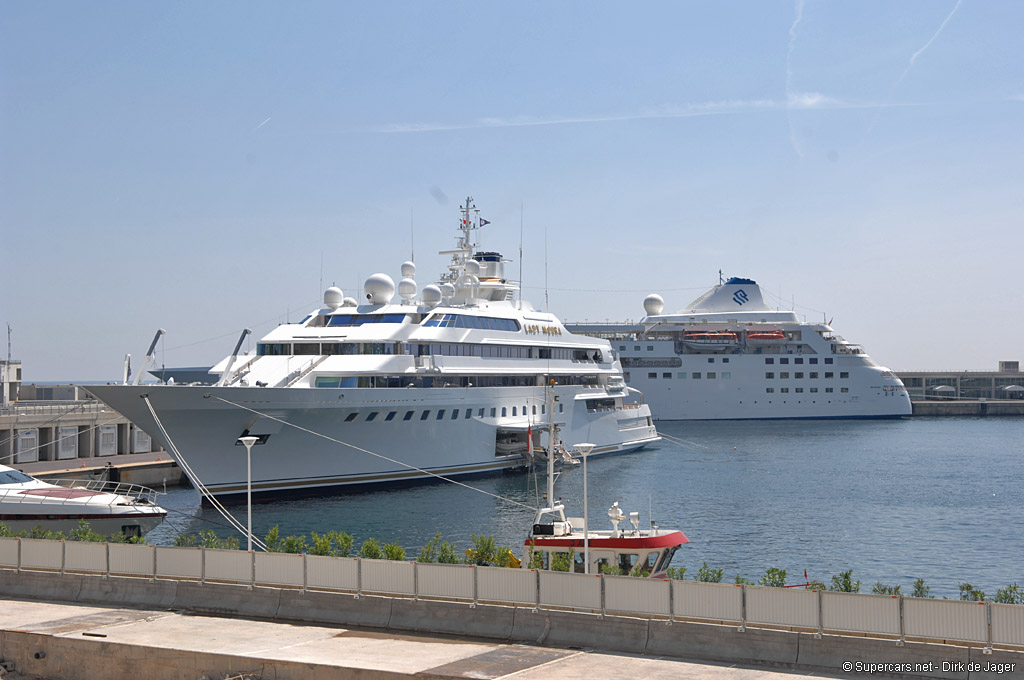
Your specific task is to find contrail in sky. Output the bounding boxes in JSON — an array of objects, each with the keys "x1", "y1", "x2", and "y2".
[
  {"x1": 899, "y1": 0, "x2": 963, "y2": 82},
  {"x1": 254, "y1": 116, "x2": 272, "y2": 131}
]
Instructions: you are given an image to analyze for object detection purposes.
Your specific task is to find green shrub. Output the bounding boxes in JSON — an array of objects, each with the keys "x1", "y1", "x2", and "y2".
[
  {"x1": 958, "y1": 582, "x2": 985, "y2": 601},
  {"x1": 994, "y1": 584, "x2": 1022, "y2": 604},
  {"x1": 666, "y1": 567, "x2": 687, "y2": 581},
  {"x1": 911, "y1": 578, "x2": 933, "y2": 598},
  {"x1": 871, "y1": 582, "x2": 901, "y2": 596},
  {"x1": 359, "y1": 537, "x2": 383, "y2": 560},
  {"x1": 382, "y1": 542, "x2": 406, "y2": 561},
  {"x1": 829, "y1": 569, "x2": 861, "y2": 593},
  {"x1": 759, "y1": 567, "x2": 787, "y2": 588},
  {"x1": 696, "y1": 562, "x2": 724, "y2": 583}
]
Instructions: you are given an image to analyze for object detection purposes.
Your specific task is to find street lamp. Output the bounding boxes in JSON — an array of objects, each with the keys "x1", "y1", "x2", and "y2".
[
  {"x1": 237, "y1": 436, "x2": 259, "y2": 552},
  {"x1": 575, "y1": 442, "x2": 595, "y2": 575}
]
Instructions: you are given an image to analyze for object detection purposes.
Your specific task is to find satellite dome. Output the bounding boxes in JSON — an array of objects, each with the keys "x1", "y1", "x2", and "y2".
[
  {"x1": 455, "y1": 273, "x2": 479, "y2": 290},
  {"x1": 401, "y1": 261, "x2": 416, "y2": 278},
  {"x1": 398, "y1": 277, "x2": 417, "y2": 300},
  {"x1": 342, "y1": 296, "x2": 358, "y2": 307},
  {"x1": 323, "y1": 287, "x2": 344, "y2": 309},
  {"x1": 439, "y1": 283, "x2": 456, "y2": 300},
  {"x1": 643, "y1": 294, "x2": 665, "y2": 316},
  {"x1": 421, "y1": 284, "x2": 442, "y2": 307},
  {"x1": 364, "y1": 273, "x2": 395, "y2": 305},
  {"x1": 464, "y1": 259, "x2": 481, "y2": 277}
]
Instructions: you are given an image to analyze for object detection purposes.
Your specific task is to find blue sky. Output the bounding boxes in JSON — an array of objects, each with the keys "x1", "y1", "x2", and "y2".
[{"x1": 2, "y1": 1, "x2": 1022, "y2": 381}]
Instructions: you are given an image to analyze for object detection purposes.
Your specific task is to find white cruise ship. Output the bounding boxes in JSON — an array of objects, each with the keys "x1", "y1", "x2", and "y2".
[
  {"x1": 566, "y1": 277, "x2": 911, "y2": 421},
  {"x1": 86, "y1": 199, "x2": 658, "y2": 501}
]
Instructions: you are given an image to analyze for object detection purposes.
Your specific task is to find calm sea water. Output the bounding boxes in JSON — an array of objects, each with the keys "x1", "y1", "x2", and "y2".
[{"x1": 147, "y1": 417, "x2": 1024, "y2": 599}]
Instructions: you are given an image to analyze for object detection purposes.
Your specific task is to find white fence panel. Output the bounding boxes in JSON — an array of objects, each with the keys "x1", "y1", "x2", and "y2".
[
  {"x1": 746, "y1": 586, "x2": 817, "y2": 628},
  {"x1": 65, "y1": 541, "x2": 107, "y2": 573},
  {"x1": 306, "y1": 555, "x2": 358, "y2": 591},
  {"x1": 361, "y1": 559, "x2": 415, "y2": 596},
  {"x1": 904, "y1": 598, "x2": 987, "y2": 642},
  {"x1": 156, "y1": 546, "x2": 202, "y2": 579},
  {"x1": 21, "y1": 538, "x2": 62, "y2": 570},
  {"x1": 992, "y1": 603, "x2": 1024, "y2": 646},
  {"x1": 417, "y1": 563, "x2": 475, "y2": 600},
  {"x1": 109, "y1": 543, "x2": 153, "y2": 576},
  {"x1": 822, "y1": 591, "x2": 899, "y2": 635},
  {"x1": 539, "y1": 571, "x2": 601, "y2": 610},
  {"x1": 255, "y1": 552, "x2": 304, "y2": 588},
  {"x1": 478, "y1": 566, "x2": 535, "y2": 604},
  {"x1": 604, "y1": 575, "x2": 671, "y2": 616},
  {"x1": 673, "y1": 581, "x2": 743, "y2": 622},
  {"x1": 205, "y1": 548, "x2": 253, "y2": 583},
  {"x1": 0, "y1": 537, "x2": 20, "y2": 568}
]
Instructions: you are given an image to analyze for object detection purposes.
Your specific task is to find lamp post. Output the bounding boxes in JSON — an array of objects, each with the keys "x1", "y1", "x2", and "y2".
[
  {"x1": 237, "y1": 436, "x2": 259, "y2": 552},
  {"x1": 575, "y1": 442, "x2": 595, "y2": 575}
]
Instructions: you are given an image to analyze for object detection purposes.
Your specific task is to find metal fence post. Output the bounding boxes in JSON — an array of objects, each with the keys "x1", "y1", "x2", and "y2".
[
  {"x1": 816, "y1": 588, "x2": 823, "y2": 639},
  {"x1": 249, "y1": 550, "x2": 255, "y2": 590},
  {"x1": 151, "y1": 545, "x2": 157, "y2": 583},
  {"x1": 668, "y1": 579, "x2": 675, "y2": 624},
  {"x1": 104, "y1": 542, "x2": 110, "y2": 580},
  {"x1": 302, "y1": 554, "x2": 308, "y2": 594},
  {"x1": 413, "y1": 561, "x2": 419, "y2": 602},
  {"x1": 200, "y1": 547, "x2": 206, "y2": 586},
  {"x1": 471, "y1": 565, "x2": 478, "y2": 608},
  {"x1": 600, "y1": 574, "x2": 606, "y2": 619},
  {"x1": 355, "y1": 558, "x2": 362, "y2": 599},
  {"x1": 738, "y1": 584, "x2": 747, "y2": 632},
  {"x1": 985, "y1": 602, "x2": 993, "y2": 654},
  {"x1": 533, "y1": 569, "x2": 540, "y2": 613},
  {"x1": 60, "y1": 541, "x2": 66, "y2": 577},
  {"x1": 16, "y1": 538, "x2": 21, "y2": 574},
  {"x1": 897, "y1": 594, "x2": 905, "y2": 646}
]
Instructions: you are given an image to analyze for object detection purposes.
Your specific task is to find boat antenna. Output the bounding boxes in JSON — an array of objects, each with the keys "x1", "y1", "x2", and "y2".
[
  {"x1": 518, "y1": 201, "x2": 524, "y2": 307},
  {"x1": 719, "y1": 269, "x2": 723, "y2": 285}
]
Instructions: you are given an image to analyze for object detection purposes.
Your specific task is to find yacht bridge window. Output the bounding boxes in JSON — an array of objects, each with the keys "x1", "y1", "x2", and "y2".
[
  {"x1": 423, "y1": 314, "x2": 521, "y2": 331},
  {"x1": 326, "y1": 314, "x2": 411, "y2": 327}
]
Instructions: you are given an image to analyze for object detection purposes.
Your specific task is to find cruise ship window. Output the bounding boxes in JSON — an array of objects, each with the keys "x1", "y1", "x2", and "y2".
[
  {"x1": 648, "y1": 373, "x2": 657, "y2": 379},
  {"x1": 723, "y1": 358, "x2": 729, "y2": 363},
  {"x1": 795, "y1": 358, "x2": 804, "y2": 364},
  {"x1": 810, "y1": 387, "x2": 818, "y2": 393},
  {"x1": 810, "y1": 372, "x2": 819, "y2": 379},
  {"x1": 825, "y1": 372, "x2": 834, "y2": 379},
  {"x1": 491, "y1": 407, "x2": 497, "y2": 417},
  {"x1": 436, "y1": 410, "x2": 446, "y2": 420},
  {"x1": 766, "y1": 387, "x2": 774, "y2": 393},
  {"x1": 647, "y1": 345, "x2": 654, "y2": 351},
  {"x1": 795, "y1": 372, "x2": 804, "y2": 379},
  {"x1": 421, "y1": 411, "x2": 431, "y2": 420},
  {"x1": 501, "y1": 407, "x2": 507, "y2": 417},
  {"x1": 478, "y1": 408, "x2": 484, "y2": 417},
  {"x1": 780, "y1": 372, "x2": 789, "y2": 379},
  {"x1": 403, "y1": 411, "x2": 414, "y2": 421},
  {"x1": 780, "y1": 358, "x2": 789, "y2": 364},
  {"x1": 825, "y1": 358, "x2": 833, "y2": 364},
  {"x1": 367, "y1": 412, "x2": 378, "y2": 421},
  {"x1": 840, "y1": 372, "x2": 849, "y2": 379},
  {"x1": 707, "y1": 372, "x2": 716, "y2": 379},
  {"x1": 662, "y1": 372, "x2": 672, "y2": 379},
  {"x1": 385, "y1": 412, "x2": 396, "y2": 421},
  {"x1": 619, "y1": 345, "x2": 626, "y2": 351},
  {"x1": 781, "y1": 388, "x2": 789, "y2": 393},
  {"x1": 559, "y1": 403, "x2": 564, "y2": 413},
  {"x1": 677, "y1": 372, "x2": 687, "y2": 379},
  {"x1": 512, "y1": 407, "x2": 517, "y2": 416},
  {"x1": 825, "y1": 387, "x2": 834, "y2": 393},
  {"x1": 810, "y1": 358, "x2": 818, "y2": 364},
  {"x1": 707, "y1": 358, "x2": 714, "y2": 363},
  {"x1": 722, "y1": 372, "x2": 731, "y2": 379},
  {"x1": 766, "y1": 372, "x2": 774, "y2": 379},
  {"x1": 532, "y1": 405, "x2": 537, "y2": 415},
  {"x1": 634, "y1": 346, "x2": 640, "y2": 351},
  {"x1": 692, "y1": 372, "x2": 701, "y2": 379},
  {"x1": 795, "y1": 388, "x2": 804, "y2": 393},
  {"x1": 345, "y1": 413, "x2": 358, "y2": 422},
  {"x1": 466, "y1": 409, "x2": 472, "y2": 419},
  {"x1": 765, "y1": 358, "x2": 774, "y2": 365},
  {"x1": 452, "y1": 409, "x2": 460, "y2": 420},
  {"x1": 841, "y1": 387, "x2": 849, "y2": 393}
]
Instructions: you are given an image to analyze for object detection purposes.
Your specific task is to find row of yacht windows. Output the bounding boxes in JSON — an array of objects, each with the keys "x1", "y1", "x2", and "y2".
[
  {"x1": 766, "y1": 387, "x2": 847, "y2": 393},
  {"x1": 765, "y1": 371, "x2": 849, "y2": 379},
  {"x1": 765, "y1": 357, "x2": 831, "y2": 365},
  {"x1": 313, "y1": 374, "x2": 602, "y2": 388},
  {"x1": 642, "y1": 372, "x2": 733, "y2": 380},
  {"x1": 340, "y1": 402, "x2": 567, "y2": 423},
  {"x1": 259, "y1": 342, "x2": 601, "y2": 361},
  {"x1": 308, "y1": 313, "x2": 521, "y2": 332}
]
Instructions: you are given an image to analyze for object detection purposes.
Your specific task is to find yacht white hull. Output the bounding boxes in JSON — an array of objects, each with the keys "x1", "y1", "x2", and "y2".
[
  {"x1": 85, "y1": 384, "x2": 659, "y2": 501},
  {"x1": 0, "y1": 513, "x2": 165, "y2": 536}
]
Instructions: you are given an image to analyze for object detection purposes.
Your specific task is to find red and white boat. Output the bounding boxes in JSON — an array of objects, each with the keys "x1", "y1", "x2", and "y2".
[{"x1": 0, "y1": 464, "x2": 167, "y2": 537}]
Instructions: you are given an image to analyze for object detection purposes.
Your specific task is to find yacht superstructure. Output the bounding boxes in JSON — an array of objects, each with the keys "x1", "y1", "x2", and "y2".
[
  {"x1": 567, "y1": 277, "x2": 911, "y2": 420},
  {"x1": 86, "y1": 199, "x2": 659, "y2": 501}
]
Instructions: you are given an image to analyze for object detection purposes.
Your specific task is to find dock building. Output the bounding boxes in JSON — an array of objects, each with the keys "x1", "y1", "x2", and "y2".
[{"x1": 897, "y1": 361, "x2": 1024, "y2": 401}]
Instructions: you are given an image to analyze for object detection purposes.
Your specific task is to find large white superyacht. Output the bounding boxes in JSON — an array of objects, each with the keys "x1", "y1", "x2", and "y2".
[
  {"x1": 566, "y1": 277, "x2": 911, "y2": 420},
  {"x1": 86, "y1": 199, "x2": 659, "y2": 501}
]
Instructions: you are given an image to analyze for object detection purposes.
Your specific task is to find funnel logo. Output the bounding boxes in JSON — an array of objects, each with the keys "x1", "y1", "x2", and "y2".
[{"x1": 733, "y1": 289, "x2": 749, "y2": 306}]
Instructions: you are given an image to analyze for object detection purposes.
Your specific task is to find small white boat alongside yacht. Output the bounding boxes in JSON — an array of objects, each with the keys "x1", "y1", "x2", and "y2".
[{"x1": 0, "y1": 464, "x2": 166, "y2": 536}]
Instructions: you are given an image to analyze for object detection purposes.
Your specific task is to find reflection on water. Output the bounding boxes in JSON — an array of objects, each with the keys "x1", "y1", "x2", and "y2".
[{"x1": 147, "y1": 417, "x2": 1024, "y2": 598}]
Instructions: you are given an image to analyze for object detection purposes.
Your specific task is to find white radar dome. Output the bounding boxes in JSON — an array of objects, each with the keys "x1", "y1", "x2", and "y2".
[
  {"x1": 323, "y1": 287, "x2": 344, "y2": 309},
  {"x1": 421, "y1": 284, "x2": 442, "y2": 307},
  {"x1": 401, "y1": 261, "x2": 416, "y2": 278},
  {"x1": 398, "y1": 277, "x2": 417, "y2": 300},
  {"x1": 464, "y1": 259, "x2": 481, "y2": 277},
  {"x1": 643, "y1": 294, "x2": 665, "y2": 316},
  {"x1": 364, "y1": 273, "x2": 395, "y2": 305},
  {"x1": 455, "y1": 273, "x2": 479, "y2": 290},
  {"x1": 342, "y1": 296, "x2": 358, "y2": 307},
  {"x1": 440, "y1": 283, "x2": 456, "y2": 301}
]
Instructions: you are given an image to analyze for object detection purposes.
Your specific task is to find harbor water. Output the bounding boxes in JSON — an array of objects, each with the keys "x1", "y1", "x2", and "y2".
[{"x1": 147, "y1": 416, "x2": 1024, "y2": 599}]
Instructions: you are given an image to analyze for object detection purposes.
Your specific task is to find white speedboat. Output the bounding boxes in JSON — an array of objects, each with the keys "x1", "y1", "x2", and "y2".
[
  {"x1": 0, "y1": 464, "x2": 166, "y2": 536},
  {"x1": 567, "y1": 277, "x2": 912, "y2": 420},
  {"x1": 86, "y1": 198, "x2": 660, "y2": 502}
]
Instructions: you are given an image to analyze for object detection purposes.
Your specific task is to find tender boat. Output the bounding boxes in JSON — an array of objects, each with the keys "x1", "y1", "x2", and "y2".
[
  {"x1": 86, "y1": 198, "x2": 660, "y2": 502},
  {"x1": 0, "y1": 464, "x2": 166, "y2": 536}
]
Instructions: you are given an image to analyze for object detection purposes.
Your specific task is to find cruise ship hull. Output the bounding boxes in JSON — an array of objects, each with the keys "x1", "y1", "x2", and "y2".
[{"x1": 85, "y1": 384, "x2": 659, "y2": 501}]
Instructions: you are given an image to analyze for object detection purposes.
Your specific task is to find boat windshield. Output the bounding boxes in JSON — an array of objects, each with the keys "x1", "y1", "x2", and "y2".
[{"x1": 0, "y1": 469, "x2": 35, "y2": 484}]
